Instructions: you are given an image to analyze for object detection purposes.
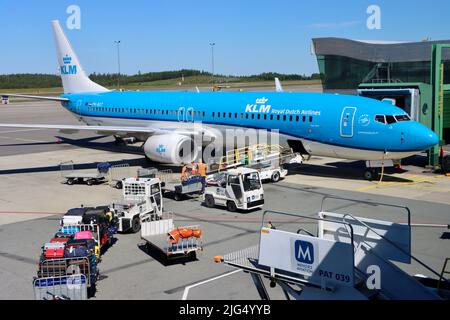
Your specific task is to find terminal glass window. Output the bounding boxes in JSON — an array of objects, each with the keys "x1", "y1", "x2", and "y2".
[{"x1": 395, "y1": 114, "x2": 411, "y2": 122}]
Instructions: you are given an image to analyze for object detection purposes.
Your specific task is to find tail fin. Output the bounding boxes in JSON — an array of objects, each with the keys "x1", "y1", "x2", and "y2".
[
  {"x1": 275, "y1": 78, "x2": 284, "y2": 92},
  {"x1": 52, "y1": 20, "x2": 109, "y2": 94}
]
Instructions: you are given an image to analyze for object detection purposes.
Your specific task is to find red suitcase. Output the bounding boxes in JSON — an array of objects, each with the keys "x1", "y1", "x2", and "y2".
[{"x1": 44, "y1": 248, "x2": 65, "y2": 259}]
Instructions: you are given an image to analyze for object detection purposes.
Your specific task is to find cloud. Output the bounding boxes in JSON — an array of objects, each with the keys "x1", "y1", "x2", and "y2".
[{"x1": 308, "y1": 20, "x2": 361, "y2": 29}]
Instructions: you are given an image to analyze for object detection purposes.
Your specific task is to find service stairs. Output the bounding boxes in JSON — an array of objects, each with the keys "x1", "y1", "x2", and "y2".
[
  {"x1": 352, "y1": 243, "x2": 442, "y2": 300},
  {"x1": 219, "y1": 202, "x2": 448, "y2": 300}
]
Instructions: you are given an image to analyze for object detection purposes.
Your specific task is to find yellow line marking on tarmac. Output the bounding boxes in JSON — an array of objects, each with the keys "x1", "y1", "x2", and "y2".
[{"x1": 356, "y1": 174, "x2": 444, "y2": 192}]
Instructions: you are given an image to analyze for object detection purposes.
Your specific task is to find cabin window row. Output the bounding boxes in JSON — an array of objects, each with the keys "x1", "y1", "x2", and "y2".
[
  {"x1": 211, "y1": 112, "x2": 313, "y2": 123},
  {"x1": 86, "y1": 106, "x2": 206, "y2": 118}
]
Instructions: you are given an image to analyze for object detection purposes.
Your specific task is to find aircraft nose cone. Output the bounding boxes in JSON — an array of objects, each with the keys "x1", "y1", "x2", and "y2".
[{"x1": 413, "y1": 128, "x2": 439, "y2": 150}]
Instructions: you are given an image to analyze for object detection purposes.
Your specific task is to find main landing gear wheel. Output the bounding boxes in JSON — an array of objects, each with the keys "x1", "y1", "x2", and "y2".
[{"x1": 364, "y1": 169, "x2": 379, "y2": 181}]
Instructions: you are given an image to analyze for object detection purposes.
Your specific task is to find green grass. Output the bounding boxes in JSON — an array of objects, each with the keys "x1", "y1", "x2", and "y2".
[{"x1": 1, "y1": 76, "x2": 321, "y2": 95}]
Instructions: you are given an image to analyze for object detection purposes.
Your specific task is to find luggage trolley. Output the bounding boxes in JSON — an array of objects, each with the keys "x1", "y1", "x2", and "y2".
[
  {"x1": 34, "y1": 256, "x2": 96, "y2": 300},
  {"x1": 141, "y1": 212, "x2": 203, "y2": 262}
]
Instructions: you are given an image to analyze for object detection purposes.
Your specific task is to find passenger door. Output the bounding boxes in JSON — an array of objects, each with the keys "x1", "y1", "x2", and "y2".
[{"x1": 340, "y1": 107, "x2": 357, "y2": 138}]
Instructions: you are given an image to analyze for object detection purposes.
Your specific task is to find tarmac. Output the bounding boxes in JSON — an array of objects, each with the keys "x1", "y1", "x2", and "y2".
[{"x1": 0, "y1": 101, "x2": 449, "y2": 300}]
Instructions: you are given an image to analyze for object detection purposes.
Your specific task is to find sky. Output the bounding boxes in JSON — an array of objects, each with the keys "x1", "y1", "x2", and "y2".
[{"x1": 0, "y1": 0, "x2": 449, "y2": 76}]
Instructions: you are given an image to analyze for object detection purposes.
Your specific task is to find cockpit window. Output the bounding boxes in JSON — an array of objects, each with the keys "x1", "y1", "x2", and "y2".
[
  {"x1": 385, "y1": 115, "x2": 396, "y2": 124},
  {"x1": 375, "y1": 115, "x2": 386, "y2": 124},
  {"x1": 395, "y1": 114, "x2": 411, "y2": 122}
]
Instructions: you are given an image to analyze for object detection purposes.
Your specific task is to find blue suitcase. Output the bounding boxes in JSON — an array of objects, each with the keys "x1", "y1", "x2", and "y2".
[
  {"x1": 64, "y1": 246, "x2": 88, "y2": 258},
  {"x1": 61, "y1": 226, "x2": 81, "y2": 234}
]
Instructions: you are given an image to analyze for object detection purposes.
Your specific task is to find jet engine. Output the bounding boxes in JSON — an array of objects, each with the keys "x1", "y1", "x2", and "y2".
[{"x1": 143, "y1": 134, "x2": 199, "y2": 164}]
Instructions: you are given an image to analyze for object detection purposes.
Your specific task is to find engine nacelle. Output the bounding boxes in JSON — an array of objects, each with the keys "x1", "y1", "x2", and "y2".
[{"x1": 143, "y1": 134, "x2": 199, "y2": 164}]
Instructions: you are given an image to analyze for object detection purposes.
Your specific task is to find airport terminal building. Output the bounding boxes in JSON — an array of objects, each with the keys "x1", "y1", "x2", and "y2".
[{"x1": 311, "y1": 37, "x2": 450, "y2": 91}]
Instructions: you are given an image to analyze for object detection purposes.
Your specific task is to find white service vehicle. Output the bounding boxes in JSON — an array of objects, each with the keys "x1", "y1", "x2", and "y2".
[
  {"x1": 110, "y1": 177, "x2": 163, "y2": 233},
  {"x1": 203, "y1": 168, "x2": 264, "y2": 212},
  {"x1": 251, "y1": 162, "x2": 288, "y2": 183}
]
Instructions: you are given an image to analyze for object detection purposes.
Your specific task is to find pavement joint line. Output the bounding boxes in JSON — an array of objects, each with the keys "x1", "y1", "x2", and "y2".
[{"x1": 181, "y1": 269, "x2": 242, "y2": 300}]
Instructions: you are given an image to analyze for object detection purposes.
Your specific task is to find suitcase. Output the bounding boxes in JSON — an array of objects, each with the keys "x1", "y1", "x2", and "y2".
[
  {"x1": 54, "y1": 232, "x2": 74, "y2": 239},
  {"x1": 50, "y1": 237, "x2": 70, "y2": 244},
  {"x1": 67, "y1": 239, "x2": 95, "y2": 251},
  {"x1": 65, "y1": 246, "x2": 89, "y2": 258},
  {"x1": 74, "y1": 231, "x2": 94, "y2": 240},
  {"x1": 61, "y1": 226, "x2": 81, "y2": 234},
  {"x1": 44, "y1": 242, "x2": 66, "y2": 250},
  {"x1": 44, "y1": 248, "x2": 65, "y2": 259},
  {"x1": 62, "y1": 215, "x2": 83, "y2": 226}
]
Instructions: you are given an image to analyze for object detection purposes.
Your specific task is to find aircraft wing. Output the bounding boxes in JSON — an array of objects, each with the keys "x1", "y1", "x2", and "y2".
[
  {"x1": 0, "y1": 123, "x2": 212, "y2": 138},
  {"x1": 0, "y1": 93, "x2": 69, "y2": 102}
]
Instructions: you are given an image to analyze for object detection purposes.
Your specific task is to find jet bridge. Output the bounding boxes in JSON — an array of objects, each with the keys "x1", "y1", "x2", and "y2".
[{"x1": 216, "y1": 196, "x2": 449, "y2": 300}]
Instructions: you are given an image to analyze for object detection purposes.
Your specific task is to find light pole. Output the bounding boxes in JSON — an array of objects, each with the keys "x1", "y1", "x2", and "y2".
[
  {"x1": 209, "y1": 43, "x2": 215, "y2": 85},
  {"x1": 114, "y1": 40, "x2": 121, "y2": 89}
]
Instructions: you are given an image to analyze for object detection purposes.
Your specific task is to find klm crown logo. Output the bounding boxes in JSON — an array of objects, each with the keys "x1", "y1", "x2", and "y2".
[
  {"x1": 60, "y1": 54, "x2": 77, "y2": 75},
  {"x1": 156, "y1": 144, "x2": 166, "y2": 154},
  {"x1": 63, "y1": 55, "x2": 72, "y2": 65}
]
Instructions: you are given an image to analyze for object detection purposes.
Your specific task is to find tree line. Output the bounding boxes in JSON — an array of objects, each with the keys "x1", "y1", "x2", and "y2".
[{"x1": 0, "y1": 69, "x2": 321, "y2": 89}]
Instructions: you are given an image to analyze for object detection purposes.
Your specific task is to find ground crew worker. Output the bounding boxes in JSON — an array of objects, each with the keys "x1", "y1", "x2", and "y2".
[
  {"x1": 197, "y1": 160, "x2": 208, "y2": 192},
  {"x1": 191, "y1": 162, "x2": 199, "y2": 175},
  {"x1": 181, "y1": 164, "x2": 189, "y2": 181}
]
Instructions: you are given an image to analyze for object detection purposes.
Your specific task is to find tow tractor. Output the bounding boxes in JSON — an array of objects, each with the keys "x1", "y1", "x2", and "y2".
[
  {"x1": 110, "y1": 177, "x2": 163, "y2": 233},
  {"x1": 203, "y1": 167, "x2": 264, "y2": 212}
]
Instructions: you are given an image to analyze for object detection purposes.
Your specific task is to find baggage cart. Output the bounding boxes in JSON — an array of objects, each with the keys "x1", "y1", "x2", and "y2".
[
  {"x1": 60, "y1": 161, "x2": 111, "y2": 186},
  {"x1": 140, "y1": 212, "x2": 202, "y2": 261}
]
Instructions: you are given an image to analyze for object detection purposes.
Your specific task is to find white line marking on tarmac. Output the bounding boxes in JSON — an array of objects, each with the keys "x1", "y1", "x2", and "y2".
[
  {"x1": 181, "y1": 269, "x2": 242, "y2": 300},
  {"x1": 0, "y1": 129, "x2": 45, "y2": 134},
  {"x1": 0, "y1": 135, "x2": 48, "y2": 143}
]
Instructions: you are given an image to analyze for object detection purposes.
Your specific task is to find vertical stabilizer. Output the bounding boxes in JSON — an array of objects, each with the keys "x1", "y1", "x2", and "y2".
[{"x1": 52, "y1": 20, "x2": 109, "y2": 94}]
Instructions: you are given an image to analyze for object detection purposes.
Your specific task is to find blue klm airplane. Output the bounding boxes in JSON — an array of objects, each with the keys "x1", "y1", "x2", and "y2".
[{"x1": 0, "y1": 21, "x2": 439, "y2": 178}]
